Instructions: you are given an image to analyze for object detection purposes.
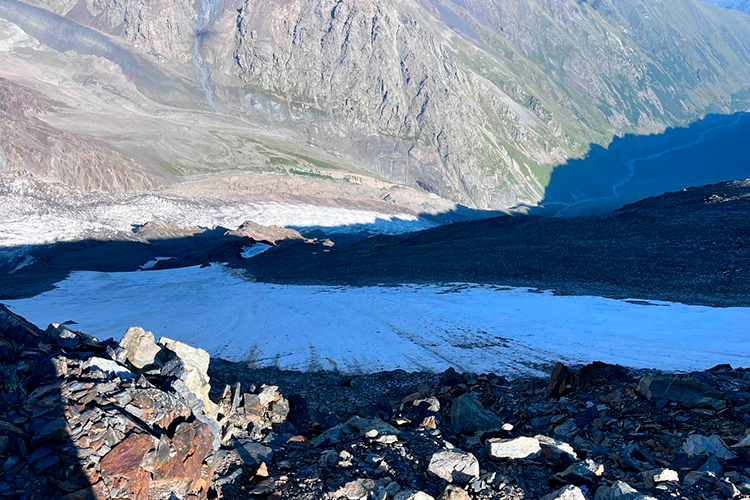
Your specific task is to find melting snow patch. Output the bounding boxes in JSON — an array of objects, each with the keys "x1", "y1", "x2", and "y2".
[
  {"x1": 140, "y1": 257, "x2": 174, "y2": 270},
  {"x1": 5, "y1": 265, "x2": 750, "y2": 375},
  {"x1": 241, "y1": 244, "x2": 272, "y2": 259}
]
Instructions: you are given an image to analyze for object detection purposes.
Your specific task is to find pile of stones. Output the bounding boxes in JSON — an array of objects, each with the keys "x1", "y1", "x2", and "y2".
[
  {"x1": 0, "y1": 305, "x2": 289, "y2": 500},
  {"x1": 210, "y1": 364, "x2": 750, "y2": 500}
]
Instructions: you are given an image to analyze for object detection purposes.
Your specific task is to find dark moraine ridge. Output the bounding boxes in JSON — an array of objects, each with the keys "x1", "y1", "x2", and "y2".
[{"x1": 245, "y1": 179, "x2": 750, "y2": 307}]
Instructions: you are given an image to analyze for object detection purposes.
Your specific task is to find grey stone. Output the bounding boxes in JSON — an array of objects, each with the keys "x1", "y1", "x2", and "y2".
[
  {"x1": 235, "y1": 440, "x2": 273, "y2": 466},
  {"x1": 450, "y1": 393, "x2": 503, "y2": 434},
  {"x1": 541, "y1": 485, "x2": 587, "y2": 500},
  {"x1": 594, "y1": 480, "x2": 658, "y2": 500},
  {"x1": 334, "y1": 478, "x2": 377, "y2": 500},
  {"x1": 637, "y1": 375, "x2": 723, "y2": 409},
  {"x1": 428, "y1": 449, "x2": 480, "y2": 483},
  {"x1": 683, "y1": 435, "x2": 737, "y2": 460},
  {"x1": 119, "y1": 326, "x2": 162, "y2": 369},
  {"x1": 556, "y1": 459, "x2": 605, "y2": 486},
  {"x1": 394, "y1": 491, "x2": 435, "y2": 500},
  {"x1": 698, "y1": 455, "x2": 724, "y2": 476},
  {"x1": 437, "y1": 485, "x2": 471, "y2": 500},
  {"x1": 536, "y1": 434, "x2": 578, "y2": 462},
  {"x1": 158, "y1": 336, "x2": 210, "y2": 375}
]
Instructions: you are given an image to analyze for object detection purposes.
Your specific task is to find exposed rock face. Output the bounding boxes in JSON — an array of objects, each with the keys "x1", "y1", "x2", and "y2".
[
  {"x1": 226, "y1": 220, "x2": 305, "y2": 245},
  {"x1": 4, "y1": 0, "x2": 750, "y2": 208},
  {"x1": 0, "y1": 305, "x2": 219, "y2": 500},
  {"x1": 28, "y1": 0, "x2": 196, "y2": 63}
]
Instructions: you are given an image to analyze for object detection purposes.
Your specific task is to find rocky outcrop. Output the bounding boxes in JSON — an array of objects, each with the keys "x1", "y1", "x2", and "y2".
[
  {"x1": 0, "y1": 305, "x2": 293, "y2": 500},
  {"x1": 225, "y1": 220, "x2": 305, "y2": 245}
]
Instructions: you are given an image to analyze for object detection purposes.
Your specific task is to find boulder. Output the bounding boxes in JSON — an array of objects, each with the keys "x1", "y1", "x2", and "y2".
[
  {"x1": 575, "y1": 361, "x2": 632, "y2": 387},
  {"x1": 427, "y1": 450, "x2": 480, "y2": 483},
  {"x1": 536, "y1": 434, "x2": 578, "y2": 463},
  {"x1": 235, "y1": 440, "x2": 273, "y2": 466},
  {"x1": 682, "y1": 434, "x2": 737, "y2": 460},
  {"x1": 486, "y1": 436, "x2": 541, "y2": 459},
  {"x1": 119, "y1": 327, "x2": 162, "y2": 369},
  {"x1": 449, "y1": 393, "x2": 503, "y2": 433},
  {"x1": 334, "y1": 478, "x2": 377, "y2": 500},
  {"x1": 541, "y1": 485, "x2": 587, "y2": 500},
  {"x1": 556, "y1": 459, "x2": 605, "y2": 486},
  {"x1": 159, "y1": 337, "x2": 210, "y2": 375},
  {"x1": 637, "y1": 375, "x2": 724, "y2": 409},
  {"x1": 394, "y1": 491, "x2": 435, "y2": 500}
]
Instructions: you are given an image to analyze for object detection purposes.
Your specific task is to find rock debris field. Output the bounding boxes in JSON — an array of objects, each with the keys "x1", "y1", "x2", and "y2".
[{"x1": 1, "y1": 305, "x2": 750, "y2": 500}]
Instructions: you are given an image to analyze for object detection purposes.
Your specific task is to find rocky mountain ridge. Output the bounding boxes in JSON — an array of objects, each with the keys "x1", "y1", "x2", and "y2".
[{"x1": 2, "y1": 0, "x2": 750, "y2": 208}]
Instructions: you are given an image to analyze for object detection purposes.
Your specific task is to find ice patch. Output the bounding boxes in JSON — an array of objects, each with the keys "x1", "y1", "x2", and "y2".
[
  {"x1": 5, "y1": 265, "x2": 749, "y2": 375},
  {"x1": 140, "y1": 257, "x2": 173, "y2": 270},
  {"x1": 241, "y1": 244, "x2": 272, "y2": 259}
]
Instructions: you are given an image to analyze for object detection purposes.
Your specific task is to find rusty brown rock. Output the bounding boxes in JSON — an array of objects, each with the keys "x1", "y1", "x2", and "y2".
[{"x1": 99, "y1": 433, "x2": 155, "y2": 478}]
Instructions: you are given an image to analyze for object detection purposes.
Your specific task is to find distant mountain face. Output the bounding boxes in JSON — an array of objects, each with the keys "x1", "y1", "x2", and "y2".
[
  {"x1": 2, "y1": 0, "x2": 750, "y2": 209},
  {"x1": 700, "y1": 0, "x2": 750, "y2": 14}
]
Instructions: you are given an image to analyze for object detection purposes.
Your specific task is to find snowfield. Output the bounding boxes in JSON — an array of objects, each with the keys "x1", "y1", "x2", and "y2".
[{"x1": 5, "y1": 265, "x2": 749, "y2": 375}]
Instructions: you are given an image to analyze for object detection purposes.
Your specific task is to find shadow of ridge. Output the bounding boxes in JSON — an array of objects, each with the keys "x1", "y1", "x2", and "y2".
[
  {"x1": 0, "y1": 305, "x2": 94, "y2": 499},
  {"x1": 0, "y1": 202, "x2": 503, "y2": 301},
  {"x1": 534, "y1": 111, "x2": 750, "y2": 216}
]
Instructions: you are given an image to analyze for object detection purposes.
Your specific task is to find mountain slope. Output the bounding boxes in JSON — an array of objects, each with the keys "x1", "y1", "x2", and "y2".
[
  {"x1": 247, "y1": 179, "x2": 750, "y2": 306},
  {"x1": 700, "y1": 0, "x2": 750, "y2": 14},
  {"x1": 1, "y1": 0, "x2": 750, "y2": 209}
]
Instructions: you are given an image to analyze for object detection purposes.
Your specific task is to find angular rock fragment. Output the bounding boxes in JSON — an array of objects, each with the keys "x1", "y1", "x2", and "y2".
[
  {"x1": 119, "y1": 327, "x2": 162, "y2": 369},
  {"x1": 642, "y1": 468, "x2": 679, "y2": 487},
  {"x1": 428, "y1": 449, "x2": 480, "y2": 483},
  {"x1": 682, "y1": 434, "x2": 737, "y2": 460},
  {"x1": 486, "y1": 436, "x2": 541, "y2": 459},
  {"x1": 549, "y1": 363, "x2": 572, "y2": 397},
  {"x1": 541, "y1": 485, "x2": 587, "y2": 500},
  {"x1": 450, "y1": 393, "x2": 503, "y2": 433},
  {"x1": 438, "y1": 485, "x2": 471, "y2": 500}
]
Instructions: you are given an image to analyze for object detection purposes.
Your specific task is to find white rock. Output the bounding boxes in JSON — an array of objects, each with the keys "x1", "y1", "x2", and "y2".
[
  {"x1": 486, "y1": 436, "x2": 541, "y2": 459},
  {"x1": 594, "y1": 480, "x2": 657, "y2": 500},
  {"x1": 541, "y1": 485, "x2": 587, "y2": 500},
  {"x1": 159, "y1": 336, "x2": 210, "y2": 375},
  {"x1": 394, "y1": 491, "x2": 435, "y2": 500},
  {"x1": 535, "y1": 434, "x2": 578, "y2": 461},
  {"x1": 642, "y1": 468, "x2": 679, "y2": 487},
  {"x1": 82, "y1": 357, "x2": 133, "y2": 378}
]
